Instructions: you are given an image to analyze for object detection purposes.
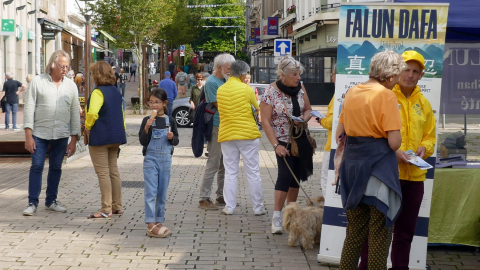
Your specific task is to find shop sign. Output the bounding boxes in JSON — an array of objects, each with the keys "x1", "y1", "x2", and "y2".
[
  {"x1": 43, "y1": 31, "x2": 56, "y2": 40},
  {"x1": 28, "y1": 30, "x2": 35, "y2": 40},
  {"x1": 1, "y1": 19, "x2": 15, "y2": 36},
  {"x1": 267, "y1": 17, "x2": 279, "y2": 35},
  {"x1": 326, "y1": 35, "x2": 337, "y2": 43},
  {"x1": 16, "y1": 25, "x2": 22, "y2": 40},
  {"x1": 254, "y1": 28, "x2": 261, "y2": 44}
]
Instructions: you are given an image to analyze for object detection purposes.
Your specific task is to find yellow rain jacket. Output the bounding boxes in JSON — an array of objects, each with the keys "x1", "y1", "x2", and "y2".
[
  {"x1": 217, "y1": 77, "x2": 261, "y2": 142},
  {"x1": 320, "y1": 97, "x2": 334, "y2": 151},
  {"x1": 393, "y1": 84, "x2": 437, "y2": 181}
]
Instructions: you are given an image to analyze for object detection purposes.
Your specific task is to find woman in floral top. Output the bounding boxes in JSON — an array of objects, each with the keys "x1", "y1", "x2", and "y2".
[{"x1": 260, "y1": 56, "x2": 313, "y2": 234}]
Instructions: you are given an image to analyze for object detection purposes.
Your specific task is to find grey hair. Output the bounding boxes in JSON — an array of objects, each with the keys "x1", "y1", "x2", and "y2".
[
  {"x1": 368, "y1": 50, "x2": 407, "y2": 82},
  {"x1": 276, "y1": 56, "x2": 305, "y2": 77},
  {"x1": 26, "y1": 74, "x2": 33, "y2": 83},
  {"x1": 45, "y1": 50, "x2": 70, "y2": 74},
  {"x1": 213, "y1": 53, "x2": 235, "y2": 71},
  {"x1": 5, "y1": 71, "x2": 13, "y2": 78},
  {"x1": 230, "y1": 60, "x2": 250, "y2": 78}
]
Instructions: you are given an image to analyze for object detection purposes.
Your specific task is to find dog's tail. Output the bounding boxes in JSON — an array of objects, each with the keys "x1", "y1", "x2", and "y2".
[{"x1": 283, "y1": 202, "x2": 300, "y2": 232}]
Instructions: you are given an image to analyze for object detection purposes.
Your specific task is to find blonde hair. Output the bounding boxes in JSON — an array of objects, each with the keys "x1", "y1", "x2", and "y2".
[
  {"x1": 276, "y1": 56, "x2": 305, "y2": 77},
  {"x1": 26, "y1": 74, "x2": 33, "y2": 83},
  {"x1": 368, "y1": 51, "x2": 407, "y2": 82},
  {"x1": 45, "y1": 50, "x2": 70, "y2": 74}
]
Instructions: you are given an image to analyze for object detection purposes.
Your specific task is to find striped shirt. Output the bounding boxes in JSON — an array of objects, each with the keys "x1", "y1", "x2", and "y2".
[{"x1": 23, "y1": 73, "x2": 81, "y2": 140}]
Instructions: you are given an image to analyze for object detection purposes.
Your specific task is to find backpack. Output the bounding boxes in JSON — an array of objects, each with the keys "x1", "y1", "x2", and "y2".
[{"x1": 177, "y1": 72, "x2": 187, "y2": 86}]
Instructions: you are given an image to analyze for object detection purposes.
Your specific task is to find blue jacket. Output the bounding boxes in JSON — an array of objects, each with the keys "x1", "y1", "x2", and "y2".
[
  {"x1": 339, "y1": 136, "x2": 402, "y2": 228},
  {"x1": 191, "y1": 101, "x2": 215, "y2": 158},
  {"x1": 87, "y1": 85, "x2": 127, "y2": 146},
  {"x1": 159, "y1": 78, "x2": 177, "y2": 100}
]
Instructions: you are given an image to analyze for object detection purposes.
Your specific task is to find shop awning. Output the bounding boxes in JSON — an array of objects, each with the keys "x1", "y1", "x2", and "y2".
[
  {"x1": 63, "y1": 28, "x2": 85, "y2": 42},
  {"x1": 99, "y1": 30, "x2": 116, "y2": 42},
  {"x1": 92, "y1": 41, "x2": 113, "y2": 53},
  {"x1": 294, "y1": 24, "x2": 317, "y2": 39}
]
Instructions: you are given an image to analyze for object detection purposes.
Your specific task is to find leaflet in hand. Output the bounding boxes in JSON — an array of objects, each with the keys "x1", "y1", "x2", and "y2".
[
  {"x1": 405, "y1": 150, "x2": 433, "y2": 170},
  {"x1": 290, "y1": 115, "x2": 304, "y2": 122},
  {"x1": 311, "y1": 110, "x2": 326, "y2": 118}
]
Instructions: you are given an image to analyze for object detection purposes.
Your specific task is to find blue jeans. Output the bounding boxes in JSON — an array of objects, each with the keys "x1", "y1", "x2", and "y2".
[
  {"x1": 28, "y1": 136, "x2": 69, "y2": 206},
  {"x1": 119, "y1": 83, "x2": 126, "y2": 97},
  {"x1": 143, "y1": 124, "x2": 172, "y2": 223},
  {"x1": 5, "y1": 102, "x2": 18, "y2": 129},
  {"x1": 167, "y1": 99, "x2": 174, "y2": 117}
]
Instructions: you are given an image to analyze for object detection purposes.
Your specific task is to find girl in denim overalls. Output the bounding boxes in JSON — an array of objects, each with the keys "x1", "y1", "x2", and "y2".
[{"x1": 139, "y1": 89, "x2": 179, "y2": 238}]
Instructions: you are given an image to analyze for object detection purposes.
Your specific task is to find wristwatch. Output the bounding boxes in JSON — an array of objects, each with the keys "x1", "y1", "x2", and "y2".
[{"x1": 274, "y1": 143, "x2": 279, "y2": 149}]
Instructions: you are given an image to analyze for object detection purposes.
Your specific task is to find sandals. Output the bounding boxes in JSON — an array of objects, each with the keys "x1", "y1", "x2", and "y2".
[
  {"x1": 87, "y1": 212, "x2": 112, "y2": 219},
  {"x1": 146, "y1": 224, "x2": 172, "y2": 238},
  {"x1": 112, "y1": 210, "x2": 124, "y2": 215}
]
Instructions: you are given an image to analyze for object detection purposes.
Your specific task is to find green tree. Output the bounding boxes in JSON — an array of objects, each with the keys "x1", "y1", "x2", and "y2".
[
  {"x1": 190, "y1": 0, "x2": 246, "y2": 57},
  {"x1": 90, "y1": 0, "x2": 175, "y2": 113}
]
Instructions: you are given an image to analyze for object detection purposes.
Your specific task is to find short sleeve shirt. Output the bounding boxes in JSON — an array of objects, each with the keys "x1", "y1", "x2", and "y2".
[
  {"x1": 131, "y1": 63, "x2": 138, "y2": 71},
  {"x1": 339, "y1": 83, "x2": 402, "y2": 138},
  {"x1": 2, "y1": 78, "x2": 22, "y2": 104},
  {"x1": 205, "y1": 75, "x2": 225, "y2": 127},
  {"x1": 260, "y1": 85, "x2": 305, "y2": 143}
]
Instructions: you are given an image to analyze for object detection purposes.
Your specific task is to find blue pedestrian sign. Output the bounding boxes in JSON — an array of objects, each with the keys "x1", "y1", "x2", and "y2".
[{"x1": 274, "y1": 39, "x2": 292, "y2": 56}]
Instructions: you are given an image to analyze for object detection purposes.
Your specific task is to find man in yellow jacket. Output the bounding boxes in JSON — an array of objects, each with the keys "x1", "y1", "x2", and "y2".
[
  {"x1": 217, "y1": 60, "x2": 265, "y2": 216},
  {"x1": 359, "y1": 50, "x2": 437, "y2": 270}
]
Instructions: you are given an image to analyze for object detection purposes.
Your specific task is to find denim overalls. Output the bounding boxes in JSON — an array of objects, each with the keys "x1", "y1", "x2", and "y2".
[{"x1": 143, "y1": 116, "x2": 172, "y2": 224}]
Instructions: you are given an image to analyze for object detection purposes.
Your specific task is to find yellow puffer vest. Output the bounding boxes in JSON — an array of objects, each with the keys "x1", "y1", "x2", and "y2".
[
  {"x1": 217, "y1": 77, "x2": 261, "y2": 142},
  {"x1": 393, "y1": 85, "x2": 437, "y2": 181}
]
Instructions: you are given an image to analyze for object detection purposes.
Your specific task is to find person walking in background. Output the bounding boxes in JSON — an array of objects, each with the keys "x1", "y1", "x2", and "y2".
[
  {"x1": 198, "y1": 53, "x2": 235, "y2": 210},
  {"x1": 139, "y1": 89, "x2": 179, "y2": 238},
  {"x1": 75, "y1": 72, "x2": 84, "y2": 93},
  {"x1": 128, "y1": 60, "x2": 138, "y2": 82},
  {"x1": 168, "y1": 61, "x2": 175, "y2": 78},
  {"x1": 359, "y1": 51, "x2": 437, "y2": 270},
  {"x1": 336, "y1": 51, "x2": 406, "y2": 270},
  {"x1": 188, "y1": 71, "x2": 196, "y2": 89},
  {"x1": 66, "y1": 70, "x2": 75, "y2": 80},
  {"x1": 189, "y1": 73, "x2": 204, "y2": 121},
  {"x1": 112, "y1": 66, "x2": 120, "y2": 89},
  {"x1": 22, "y1": 50, "x2": 80, "y2": 216},
  {"x1": 318, "y1": 64, "x2": 336, "y2": 198},
  {"x1": 1, "y1": 71, "x2": 26, "y2": 130},
  {"x1": 260, "y1": 56, "x2": 314, "y2": 234},
  {"x1": 159, "y1": 71, "x2": 177, "y2": 117},
  {"x1": 84, "y1": 61, "x2": 126, "y2": 219},
  {"x1": 175, "y1": 67, "x2": 188, "y2": 98},
  {"x1": 149, "y1": 60, "x2": 156, "y2": 78},
  {"x1": 217, "y1": 60, "x2": 265, "y2": 216},
  {"x1": 118, "y1": 68, "x2": 127, "y2": 97}
]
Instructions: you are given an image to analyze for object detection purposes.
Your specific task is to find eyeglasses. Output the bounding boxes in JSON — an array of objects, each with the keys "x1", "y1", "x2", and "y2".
[
  {"x1": 147, "y1": 101, "x2": 163, "y2": 105},
  {"x1": 56, "y1": 63, "x2": 69, "y2": 70},
  {"x1": 282, "y1": 60, "x2": 297, "y2": 72}
]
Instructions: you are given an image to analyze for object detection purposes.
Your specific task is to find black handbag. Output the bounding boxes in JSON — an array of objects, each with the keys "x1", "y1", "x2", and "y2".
[{"x1": 1, "y1": 96, "x2": 6, "y2": 113}]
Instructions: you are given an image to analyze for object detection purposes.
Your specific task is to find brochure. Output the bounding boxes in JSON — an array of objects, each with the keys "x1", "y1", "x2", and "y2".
[
  {"x1": 405, "y1": 150, "x2": 433, "y2": 170},
  {"x1": 311, "y1": 110, "x2": 326, "y2": 118},
  {"x1": 290, "y1": 115, "x2": 304, "y2": 122}
]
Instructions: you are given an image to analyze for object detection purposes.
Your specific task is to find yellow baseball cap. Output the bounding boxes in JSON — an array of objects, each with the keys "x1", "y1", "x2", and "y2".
[{"x1": 402, "y1": 50, "x2": 425, "y2": 70}]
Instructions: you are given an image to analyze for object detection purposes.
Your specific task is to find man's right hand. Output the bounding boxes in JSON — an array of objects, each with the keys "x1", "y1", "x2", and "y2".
[
  {"x1": 396, "y1": 149, "x2": 410, "y2": 163},
  {"x1": 25, "y1": 134, "x2": 36, "y2": 154}
]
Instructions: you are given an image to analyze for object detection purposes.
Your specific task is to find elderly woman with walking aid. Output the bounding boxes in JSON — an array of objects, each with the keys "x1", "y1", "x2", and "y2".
[
  {"x1": 260, "y1": 56, "x2": 314, "y2": 234},
  {"x1": 336, "y1": 50, "x2": 406, "y2": 270}
]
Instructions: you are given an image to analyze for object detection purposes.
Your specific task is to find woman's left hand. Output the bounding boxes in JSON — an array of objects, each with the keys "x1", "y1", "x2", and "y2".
[{"x1": 167, "y1": 132, "x2": 173, "y2": 140}]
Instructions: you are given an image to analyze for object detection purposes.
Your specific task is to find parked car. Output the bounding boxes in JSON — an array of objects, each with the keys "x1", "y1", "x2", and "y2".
[{"x1": 172, "y1": 97, "x2": 192, "y2": 128}]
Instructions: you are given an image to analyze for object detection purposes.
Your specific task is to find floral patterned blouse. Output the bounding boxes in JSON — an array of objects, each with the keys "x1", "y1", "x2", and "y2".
[{"x1": 260, "y1": 84, "x2": 306, "y2": 143}]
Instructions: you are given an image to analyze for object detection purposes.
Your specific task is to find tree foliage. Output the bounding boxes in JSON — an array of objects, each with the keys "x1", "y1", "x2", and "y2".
[
  {"x1": 190, "y1": 0, "x2": 246, "y2": 58},
  {"x1": 89, "y1": 0, "x2": 175, "y2": 111}
]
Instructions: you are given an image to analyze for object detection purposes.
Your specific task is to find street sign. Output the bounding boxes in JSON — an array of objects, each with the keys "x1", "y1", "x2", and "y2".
[
  {"x1": 180, "y1": 45, "x2": 185, "y2": 57},
  {"x1": 0, "y1": 19, "x2": 15, "y2": 36},
  {"x1": 274, "y1": 39, "x2": 292, "y2": 56}
]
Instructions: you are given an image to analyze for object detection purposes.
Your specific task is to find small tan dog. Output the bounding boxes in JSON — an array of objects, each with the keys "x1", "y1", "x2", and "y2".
[{"x1": 282, "y1": 196, "x2": 325, "y2": 249}]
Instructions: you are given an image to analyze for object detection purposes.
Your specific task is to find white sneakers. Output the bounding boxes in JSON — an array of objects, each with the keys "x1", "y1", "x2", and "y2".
[
  {"x1": 24, "y1": 201, "x2": 67, "y2": 216},
  {"x1": 23, "y1": 204, "x2": 37, "y2": 216},
  {"x1": 254, "y1": 208, "x2": 267, "y2": 216},
  {"x1": 271, "y1": 217, "x2": 283, "y2": 234},
  {"x1": 222, "y1": 208, "x2": 233, "y2": 215},
  {"x1": 45, "y1": 201, "x2": 67, "y2": 212}
]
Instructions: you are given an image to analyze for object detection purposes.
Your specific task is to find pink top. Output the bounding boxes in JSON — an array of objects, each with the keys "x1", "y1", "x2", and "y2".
[{"x1": 260, "y1": 84, "x2": 305, "y2": 143}]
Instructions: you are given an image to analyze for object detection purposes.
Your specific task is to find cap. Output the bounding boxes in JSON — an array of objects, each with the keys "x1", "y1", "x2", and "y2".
[
  {"x1": 402, "y1": 50, "x2": 425, "y2": 70},
  {"x1": 152, "y1": 80, "x2": 159, "y2": 84},
  {"x1": 164, "y1": 71, "x2": 171, "y2": 76}
]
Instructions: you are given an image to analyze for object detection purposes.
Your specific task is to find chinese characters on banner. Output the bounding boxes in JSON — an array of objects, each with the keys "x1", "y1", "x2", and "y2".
[{"x1": 318, "y1": 3, "x2": 449, "y2": 270}]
